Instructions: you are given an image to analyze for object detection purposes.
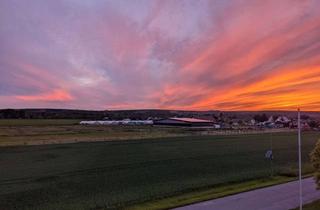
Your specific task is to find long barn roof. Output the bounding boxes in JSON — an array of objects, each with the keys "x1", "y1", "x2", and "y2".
[{"x1": 170, "y1": 117, "x2": 212, "y2": 123}]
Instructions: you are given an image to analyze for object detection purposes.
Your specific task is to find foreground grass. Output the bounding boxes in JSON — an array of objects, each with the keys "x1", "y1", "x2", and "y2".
[
  {"x1": 128, "y1": 176, "x2": 296, "y2": 210},
  {"x1": 0, "y1": 131, "x2": 319, "y2": 209},
  {"x1": 291, "y1": 199, "x2": 320, "y2": 210}
]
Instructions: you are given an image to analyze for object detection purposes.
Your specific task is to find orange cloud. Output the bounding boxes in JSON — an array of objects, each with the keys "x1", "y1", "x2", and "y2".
[
  {"x1": 190, "y1": 66, "x2": 320, "y2": 111},
  {"x1": 2, "y1": 0, "x2": 320, "y2": 111},
  {"x1": 16, "y1": 89, "x2": 73, "y2": 102}
]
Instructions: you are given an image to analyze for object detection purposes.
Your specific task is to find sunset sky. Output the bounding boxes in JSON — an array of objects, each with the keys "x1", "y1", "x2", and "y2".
[{"x1": 1, "y1": 0, "x2": 320, "y2": 111}]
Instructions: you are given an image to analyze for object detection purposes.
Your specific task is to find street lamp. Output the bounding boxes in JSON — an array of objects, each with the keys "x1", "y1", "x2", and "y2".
[{"x1": 298, "y1": 108, "x2": 302, "y2": 210}]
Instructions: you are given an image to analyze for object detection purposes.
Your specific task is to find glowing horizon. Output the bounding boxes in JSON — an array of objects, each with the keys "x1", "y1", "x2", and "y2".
[{"x1": 1, "y1": 0, "x2": 320, "y2": 111}]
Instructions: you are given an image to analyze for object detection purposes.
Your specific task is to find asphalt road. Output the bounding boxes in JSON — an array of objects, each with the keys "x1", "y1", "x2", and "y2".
[{"x1": 175, "y1": 178, "x2": 320, "y2": 210}]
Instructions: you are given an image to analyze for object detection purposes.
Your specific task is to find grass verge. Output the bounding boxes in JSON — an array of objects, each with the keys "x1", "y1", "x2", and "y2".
[
  {"x1": 291, "y1": 199, "x2": 320, "y2": 210},
  {"x1": 127, "y1": 176, "x2": 298, "y2": 210}
]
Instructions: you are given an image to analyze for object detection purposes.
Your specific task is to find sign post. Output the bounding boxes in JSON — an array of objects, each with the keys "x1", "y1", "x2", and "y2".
[{"x1": 265, "y1": 149, "x2": 273, "y2": 176}]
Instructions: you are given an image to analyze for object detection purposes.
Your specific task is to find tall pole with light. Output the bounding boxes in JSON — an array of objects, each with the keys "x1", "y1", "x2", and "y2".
[{"x1": 298, "y1": 108, "x2": 302, "y2": 210}]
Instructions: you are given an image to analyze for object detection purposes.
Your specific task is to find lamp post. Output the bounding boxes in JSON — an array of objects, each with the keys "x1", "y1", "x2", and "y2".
[{"x1": 298, "y1": 108, "x2": 302, "y2": 210}]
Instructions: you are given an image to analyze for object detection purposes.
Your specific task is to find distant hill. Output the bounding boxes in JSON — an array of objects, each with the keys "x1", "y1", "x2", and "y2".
[{"x1": 0, "y1": 108, "x2": 319, "y2": 120}]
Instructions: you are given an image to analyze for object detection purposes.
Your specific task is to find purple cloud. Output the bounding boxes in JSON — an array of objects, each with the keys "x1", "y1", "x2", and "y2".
[{"x1": 1, "y1": 0, "x2": 320, "y2": 110}]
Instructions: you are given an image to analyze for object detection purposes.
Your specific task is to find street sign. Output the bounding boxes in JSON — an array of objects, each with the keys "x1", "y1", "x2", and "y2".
[{"x1": 265, "y1": 150, "x2": 273, "y2": 160}]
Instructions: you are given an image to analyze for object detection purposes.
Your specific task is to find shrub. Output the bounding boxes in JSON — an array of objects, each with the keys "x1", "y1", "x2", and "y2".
[{"x1": 310, "y1": 139, "x2": 320, "y2": 188}]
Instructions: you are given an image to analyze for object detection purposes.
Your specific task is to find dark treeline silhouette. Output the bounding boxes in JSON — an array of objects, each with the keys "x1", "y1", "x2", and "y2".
[
  {"x1": 0, "y1": 109, "x2": 107, "y2": 119},
  {"x1": 0, "y1": 109, "x2": 319, "y2": 121},
  {"x1": 253, "y1": 113, "x2": 268, "y2": 122},
  {"x1": 0, "y1": 109, "x2": 183, "y2": 120}
]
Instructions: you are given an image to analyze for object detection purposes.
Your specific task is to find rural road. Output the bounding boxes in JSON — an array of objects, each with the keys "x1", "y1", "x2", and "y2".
[{"x1": 175, "y1": 178, "x2": 320, "y2": 210}]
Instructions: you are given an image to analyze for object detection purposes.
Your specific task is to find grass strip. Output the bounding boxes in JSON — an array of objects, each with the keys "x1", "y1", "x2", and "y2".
[
  {"x1": 127, "y1": 176, "x2": 302, "y2": 210},
  {"x1": 291, "y1": 199, "x2": 320, "y2": 210}
]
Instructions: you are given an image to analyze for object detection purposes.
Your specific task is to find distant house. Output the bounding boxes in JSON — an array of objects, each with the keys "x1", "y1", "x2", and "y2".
[
  {"x1": 213, "y1": 124, "x2": 221, "y2": 129},
  {"x1": 267, "y1": 116, "x2": 274, "y2": 123},
  {"x1": 275, "y1": 116, "x2": 291, "y2": 124},
  {"x1": 275, "y1": 116, "x2": 291, "y2": 127},
  {"x1": 153, "y1": 117, "x2": 214, "y2": 127},
  {"x1": 302, "y1": 122, "x2": 311, "y2": 131}
]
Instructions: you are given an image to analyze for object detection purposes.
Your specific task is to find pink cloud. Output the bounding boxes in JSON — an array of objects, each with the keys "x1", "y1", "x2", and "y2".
[
  {"x1": 16, "y1": 89, "x2": 73, "y2": 102},
  {"x1": 1, "y1": 0, "x2": 320, "y2": 110}
]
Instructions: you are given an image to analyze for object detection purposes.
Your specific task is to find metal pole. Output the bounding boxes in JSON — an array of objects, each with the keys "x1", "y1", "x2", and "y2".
[
  {"x1": 271, "y1": 132, "x2": 273, "y2": 177},
  {"x1": 298, "y1": 108, "x2": 302, "y2": 210}
]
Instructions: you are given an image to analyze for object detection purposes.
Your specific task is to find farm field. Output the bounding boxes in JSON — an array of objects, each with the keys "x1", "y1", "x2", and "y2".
[
  {"x1": 0, "y1": 119, "x2": 295, "y2": 146},
  {"x1": 1, "y1": 130, "x2": 320, "y2": 210},
  {"x1": 0, "y1": 119, "x2": 196, "y2": 146}
]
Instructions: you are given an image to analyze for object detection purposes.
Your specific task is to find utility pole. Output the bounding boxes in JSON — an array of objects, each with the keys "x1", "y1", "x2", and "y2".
[
  {"x1": 298, "y1": 108, "x2": 302, "y2": 210},
  {"x1": 270, "y1": 132, "x2": 273, "y2": 177}
]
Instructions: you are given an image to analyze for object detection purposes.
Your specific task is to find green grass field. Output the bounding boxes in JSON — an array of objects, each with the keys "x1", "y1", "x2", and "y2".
[
  {"x1": 0, "y1": 119, "x2": 196, "y2": 146},
  {"x1": 1, "y1": 130, "x2": 319, "y2": 210},
  {"x1": 0, "y1": 119, "x2": 297, "y2": 147},
  {"x1": 0, "y1": 119, "x2": 292, "y2": 147}
]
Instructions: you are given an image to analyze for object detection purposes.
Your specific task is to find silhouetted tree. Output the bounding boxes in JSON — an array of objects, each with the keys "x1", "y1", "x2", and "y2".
[
  {"x1": 253, "y1": 113, "x2": 268, "y2": 122},
  {"x1": 310, "y1": 140, "x2": 320, "y2": 188},
  {"x1": 309, "y1": 121, "x2": 319, "y2": 128}
]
